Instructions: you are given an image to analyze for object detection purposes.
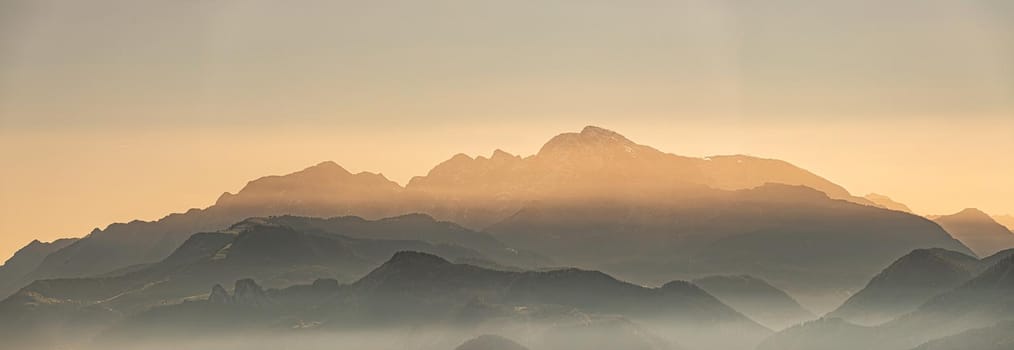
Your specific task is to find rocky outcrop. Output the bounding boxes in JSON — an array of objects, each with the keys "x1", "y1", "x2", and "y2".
[{"x1": 206, "y1": 279, "x2": 271, "y2": 307}]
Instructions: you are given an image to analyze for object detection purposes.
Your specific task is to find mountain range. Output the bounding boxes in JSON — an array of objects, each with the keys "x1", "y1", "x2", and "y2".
[
  {"x1": 0, "y1": 238, "x2": 78, "y2": 295},
  {"x1": 64, "y1": 251, "x2": 766, "y2": 350},
  {"x1": 0, "y1": 126, "x2": 977, "y2": 312},
  {"x1": 759, "y1": 252, "x2": 1014, "y2": 350},
  {"x1": 826, "y1": 248, "x2": 983, "y2": 325},
  {"x1": 1, "y1": 125, "x2": 1006, "y2": 350},
  {"x1": 0, "y1": 214, "x2": 536, "y2": 322}
]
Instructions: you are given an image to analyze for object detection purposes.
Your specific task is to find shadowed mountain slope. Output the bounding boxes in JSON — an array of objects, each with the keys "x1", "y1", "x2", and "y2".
[
  {"x1": 490, "y1": 183, "x2": 971, "y2": 310},
  {"x1": 693, "y1": 275, "x2": 815, "y2": 330},
  {"x1": 933, "y1": 208, "x2": 1014, "y2": 257},
  {"x1": 263, "y1": 214, "x2": 549, "y2": 269},
  {"x1": 0, "y1": 238, "x2": 77, "y2": 296},
  {"x1": 0, "y1": 221, "x2": 504, "y2": 349},
  {"x1": 0, "y1": 161, "x2": 406, "y2": 298},
  {"x1": 827, "y1": 248, "x2": 981, "y2": 326},
  {"x1": 979, "y1": 248, "x2": 1014, "y2": 269},
  {"x1": 759, "y1": 255, "x2": 1014, "y2": 350}
]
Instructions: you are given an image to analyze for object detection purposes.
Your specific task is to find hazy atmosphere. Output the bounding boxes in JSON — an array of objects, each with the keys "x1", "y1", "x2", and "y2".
[
  {"x1": 2, "y1": 0, "x2": 1012, "y2": 261},
  {"x1": 0, "y1": 2, "x2": 1013, "y2": 350}
]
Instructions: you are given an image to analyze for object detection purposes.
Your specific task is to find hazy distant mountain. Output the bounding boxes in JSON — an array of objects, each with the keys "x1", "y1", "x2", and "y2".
[
  {"x1": 759, "y1": 255, "x2": 1014, "y2": 350},
  {"x1": 827, "y1": 248, "x2": 981, "y2": 326},
  {"x1": 456, "y1": 335, "x2": 529, "y2": 350},
  {"x1": 0, "y1": 161, "x2": 407, "y2": 298},
  {"x1": 214, "y1": 160, "x2": 406, "y2": 218},
  {"x1": 864, "y1": 193, "x2": 913, "y2": 213},
  {"x1": 933, "y1": 208, "x2": 1014, "y2": 257},
  {"x1": 993, "y1": 215, "x2": 1014, "y2": 231},
  {"x1": 0, "y1": 238, "x2": 77, "y2": 296},
  {"x1": 693, "y1": 275, "x2": 815, "y2": 330},
  {"x1": 91, "y1": 251, "x2": 768, "y2": 350}
]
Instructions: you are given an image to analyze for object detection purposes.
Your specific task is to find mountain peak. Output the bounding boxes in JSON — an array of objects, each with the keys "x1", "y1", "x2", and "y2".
[
  {"x1": 289, "y1": 160, "x2": 354, "y2": 179},
  {"x1": 953, "y1": 208, "x2": 992, "y2": 220},
  {"x1": 308, "y1": 160, "x2": 347, "y2": 172},
  {"x1": 455, "y1": 335, "x2": 529, "y2": 350},
  {"x1": 903, "y1": 248, "x2": 980, "y2": 269},
  {"x1": 490, "y1": 149, "x2": 515, "y2": 160},
  {"x1": 224, "y1": 217, "x2": 280, "y2": 233},
  {"x1": 379, "y1": 213, "x2": 439, "y2": 225},
  {"x1": 537, "y1": 126, "x2": 639, "y2": 157},
  {"x1": 208, "y1": 284, "x2": 231, "y2": 304},
  {"x1": 385, "y1": 251, "x2": 451, "y2": 267},
  {"x1": 580, "y1": 125, "x2": 625, "y2": 138},
  {"x1": 934, "y1": 208, "x2": 1014, "y2": 257}
]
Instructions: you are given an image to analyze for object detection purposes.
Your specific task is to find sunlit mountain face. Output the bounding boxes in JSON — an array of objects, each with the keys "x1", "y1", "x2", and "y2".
[{"x1": 1, "y1": 1, "x2": 1012, "y2": 350}]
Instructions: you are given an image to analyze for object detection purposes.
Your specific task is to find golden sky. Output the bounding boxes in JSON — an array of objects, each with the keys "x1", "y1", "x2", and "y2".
[{"x1": 1, "y1": 0, "x2": 1012, "y2": 260}]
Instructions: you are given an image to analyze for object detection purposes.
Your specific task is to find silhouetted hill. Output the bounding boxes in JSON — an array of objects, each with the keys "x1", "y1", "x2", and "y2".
[
  {"x1": 346, "y1": 252, "x2": 758, "y2": 331},
  {"x1": 887, "y1": 255, "x2": 1014, "y2": 332},
  {"x1": 0, "y1": 238, "x2": 77, "y2": 297},
  {"x1": 827, "y1": 248, "x2": 981, "y2": 326},
  {"x1": 455, "y1": 335, "x2": 528, "y2": 350},
  {"x1": 0, "y1": 162, "x2": 407, "y2": 298},
  {"x1": 933, "y1": 208, "x2": 1014, "y2": 257},
  {"x1": 94, "y1": 251, "x2": 768, "y2": 350},
  {"x1": 693, "y1": 275, "x2": 815, "y2": 330},
  {"x1": 0, "y1": 222, "x2": 501, "y2": 349},
  {"x1": 758, "y1": 255, "x2": 1014, "y2": 350},
  {"x1": 979, "y1": 248, "x2": 1014, "y2": 268},
  {"x1": 864, "y1": 193, "x2": 913, "y2": 213}
]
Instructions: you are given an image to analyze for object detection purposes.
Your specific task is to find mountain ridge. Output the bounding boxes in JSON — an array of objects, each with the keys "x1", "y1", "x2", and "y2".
[
  {"x1": 933, "y1": 208, "x2": 1014, "y2": 257},
  {"x1": 826, "y1": 248, "x2": 982, "y2": 326},
  {"x1": 0, "y1": 126, "x2": 970, "y2": 307}
]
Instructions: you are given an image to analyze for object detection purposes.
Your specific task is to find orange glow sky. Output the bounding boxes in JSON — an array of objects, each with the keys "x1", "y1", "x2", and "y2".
[{"x1": 1, "y1": 0, "x2": 1012, "y2": 260}]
